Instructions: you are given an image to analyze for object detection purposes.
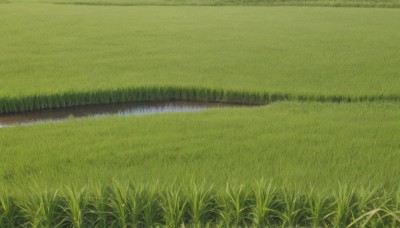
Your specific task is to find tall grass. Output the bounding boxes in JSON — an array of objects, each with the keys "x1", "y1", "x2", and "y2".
[
  {"x1": 1, "y1": 86, "x2": 400, "y2": 115},
  {"x1": 16, "y1": 0, "x2": 400, "y2": 8},
  {"x1": 1, "y1": 182, "x2": 400, "y2": 227}
]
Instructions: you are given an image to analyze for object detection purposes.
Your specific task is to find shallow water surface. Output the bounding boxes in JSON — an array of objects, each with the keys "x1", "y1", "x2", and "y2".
[{"x1": 0, "y1": 101, "x2": 232, "y2": 128}]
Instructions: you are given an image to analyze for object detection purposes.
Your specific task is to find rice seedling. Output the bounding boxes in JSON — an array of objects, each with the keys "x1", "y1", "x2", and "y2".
[
  {"x1": 86, "y1": 184, "x2": 109, "y2": 227},
  {"x1": 61, "y1": 186, "x2": 88, "y2": 228},
  {"x1": 186, "y1": 181, "x2": 216, "y2": 227},
  {"x1": 107, "y1": 182, "x2": 131, "y2": 228},
  {"x1": 276, "y1": 189, "x2": 306, "y2": 227},
  {"x1": 0, "y1": 195, "x2": 19, "y2": 227},
  {"x1": 331, "y1": 184, "x2": 357, "y2": 227},
  {"x1": 126, "y1": 183, "x2": 144, "y2": 227},
  {"x1": 249, "y1": 180, "x2": 278, "y2": 227},
  {"x1": 304, "y1": 188, "x2": 333, "y2": 227},
  {"x1": 140, "y1": 183, "x2": 163, "y2": 227},
  {"x1": 217, "y1": 184, "x2": 251, "y2": 226},
  {"x1": 0, "y1": 182, "x2": 399, "y2": 227},
  {"x1": 17, "y1": 189, "x2": 62, "y2": 228},
  {"x1": 161, "y1": 186, "x2": 187, "y2": 227}
]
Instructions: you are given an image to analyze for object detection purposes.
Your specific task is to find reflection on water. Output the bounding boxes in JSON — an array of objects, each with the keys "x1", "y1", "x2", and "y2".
[{"x1": 0, "y1": 101, "x2": 231, "y2": 128}]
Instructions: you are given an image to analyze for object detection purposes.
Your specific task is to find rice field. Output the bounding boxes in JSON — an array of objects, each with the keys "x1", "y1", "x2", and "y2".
[
  {"x1": 1, "y1": 1, "x2": 400, "y2": 226},
  {"x1": 1, "y1": 4, "x2": 400, "y2": 105},
  {"x1": 1, "y1": 102, "x2": 400, "y2": 192},
  {"x1": 6, "y1": 0, "x2": 400, "y2": 7},
  {"x1": 1, "y1": 181, "x2": 400, "y2": 227}
]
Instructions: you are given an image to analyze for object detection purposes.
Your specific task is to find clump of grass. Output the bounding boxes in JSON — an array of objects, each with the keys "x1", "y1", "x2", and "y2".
[
  {"x1": 161, "y1": 185, "x2": 187, "y2": 227},
  {"x1": 1, "y1": 182, "x2": 400, "y2": 227},
  {"x1": 17, "y1": 189, "x2": 61, "y2": 227},
  {"x1": 249, "y1": 180, "x2": 278, "y2": 226},
  {"x1": 2, "y1": 86, "x2": 400, "y2": 115},
  {"x1": 185, "y1": 180, "x2": 216, "y2": 227},
  {"x1": 0, "y1": 195, "x2": 20, "y2": 227},
  {"x1": 61, "y1": 186, "x2": 88, "y2": 228}
]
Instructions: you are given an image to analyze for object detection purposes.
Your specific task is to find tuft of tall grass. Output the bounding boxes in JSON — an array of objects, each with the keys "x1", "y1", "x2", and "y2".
[
  {"x1": 0, "y1": 195, "x2": 20, "y2": 227},
  {"x1": 17, "y1": 189, "x2": 62, "y2": 228},
  {"x1": 161, "y1": 186, "x2": 187, "y2": 227},
  {"x1": 61, "y1": 186, "x2": 88, "y2": 228},
  {"x1": 249, "y1": 180, "x2": 278, "y2": 227},
  {"x1": 185, "y1": 180, "x2": 216, "y2": 227},
  {"x1": 217, "y1": 184, "x2": 251, "y2": 226}
]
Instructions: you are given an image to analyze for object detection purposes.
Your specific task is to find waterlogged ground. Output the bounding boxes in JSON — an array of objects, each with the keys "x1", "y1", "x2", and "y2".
[
  {"x1": 1, "y1": 102, "x2": 400, "y2": 192},
  {"x1": 0, "y1": 101, "x2": 233, "y2": 127}
]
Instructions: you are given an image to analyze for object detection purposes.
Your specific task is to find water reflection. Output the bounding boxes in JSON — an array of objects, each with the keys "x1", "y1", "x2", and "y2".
[{"x1": 0, "y1": 101, "x2": 230, "y2": 128}]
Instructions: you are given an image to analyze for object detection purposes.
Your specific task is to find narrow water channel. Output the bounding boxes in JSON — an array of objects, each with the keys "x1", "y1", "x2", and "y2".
[{"x1": 0, "y1": 101, "x2": 234, "y2": 128}]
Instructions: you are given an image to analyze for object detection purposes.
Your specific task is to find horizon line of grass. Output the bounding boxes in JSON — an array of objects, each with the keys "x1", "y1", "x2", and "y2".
[
  {"x1": 1, "y1": 181, "x2": 399, "y2": 227},
  {"x1": 1, "y1": 86, "x2": 400, "y2": 114},
  {"x1": 52, "y1": 0, "x2": 400, "y2": 8}
]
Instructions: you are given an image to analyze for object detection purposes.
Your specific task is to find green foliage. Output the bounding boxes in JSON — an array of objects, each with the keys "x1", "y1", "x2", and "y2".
[
  {"x1": 1, "y1": 5, "x2": 400, "y2": 114},
  {"x1": 1, "y1": 102, "x2": 400, "y2": 192},
  {"x1": 18, "y1": 189, "x2": 62, "y2": 227},
  {"x1": 2, "y1": 182, "x2": 400, "y2": 227},
  {"x1": 5, "y1": 0, "x2": 400, "y2": 7}
]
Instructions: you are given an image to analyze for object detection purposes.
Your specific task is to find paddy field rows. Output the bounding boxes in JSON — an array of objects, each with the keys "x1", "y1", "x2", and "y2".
[{"x1": 1, "y1": 2, "x2": 400, "y2": 226}]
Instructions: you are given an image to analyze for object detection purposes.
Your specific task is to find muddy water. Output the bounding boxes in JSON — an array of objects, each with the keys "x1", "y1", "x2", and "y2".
[{"x1": 0, "y1": 101, "x2": 232, "y2": 128}]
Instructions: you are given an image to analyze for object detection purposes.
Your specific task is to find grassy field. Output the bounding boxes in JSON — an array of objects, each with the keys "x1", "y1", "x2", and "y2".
[
  {"x1": 1, "y1": 4, "x2": 400, "y2": 106},
  {"x1": 1, "y1": 2, "x2": 400, "y2": 226},
  {"x1": 6, "y1": 0, "x2": 400, "y2": 7},
  {"x1": 1, "y1": 102, "x2": 400, "y2": 192}
]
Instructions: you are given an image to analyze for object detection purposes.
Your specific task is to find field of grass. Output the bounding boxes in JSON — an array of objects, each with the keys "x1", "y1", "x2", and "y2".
[
  {"x1": 1, "y1": 4, "x2": 400, "y2": 112},
  {"x1": 1, "y1": 102, "x2": 400, "y2": 192},
  {"x1": 1, "y1": 1, "x2": 400, "y2": 226},
  {"x1": 7, "y1": 0, "x2": 400, "y2": 7}
]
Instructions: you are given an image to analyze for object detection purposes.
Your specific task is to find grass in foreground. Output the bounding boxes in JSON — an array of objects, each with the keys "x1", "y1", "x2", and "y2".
[
  {"x1": 1, "y1": 181, "x2": 400, "y2": 227},
  {"x1": 1, "y1": 102, "x2": 400, "y2": 192}
]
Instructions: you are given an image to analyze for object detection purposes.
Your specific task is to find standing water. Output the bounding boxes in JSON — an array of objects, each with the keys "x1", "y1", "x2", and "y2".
[{"x1": 0, "y1": 101, "x2": 234, "y2": 128}]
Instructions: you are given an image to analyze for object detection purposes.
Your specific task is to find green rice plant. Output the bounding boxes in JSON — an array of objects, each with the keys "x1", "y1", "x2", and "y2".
[
  {"x1": 249, "y1": 179, "x2": 278, "y2": 227},
  {"x1": 86, "y1": 184, "x2": 109, "y2": 227},
  {"x1": 61, "y1": 186, "x2": 87, "y2": 228},
  {"x1": 347, "y1": 189, "x2": 400, "y2": 228},
  {"x1": 331, "y1": 184, "x2": 357, "y2": 227},
  {"x1": 350, "y1": 186, "x2": 388, "y2": 226},
  {"x1": 161, "y1": 186, "x2": 187, "y2": 227},
  {"x1": 217, "y1": 183, "x2": 251, "y2": 226},
  {"x1": 276, "y1": 189, "x2": 306, "y2": 227},
  {"x1": 0, "y1": 195, "x2": 19, "y2": 227},
  {"x1": 126, "y1": 183, "x2": 144, "y2": 227},
  {"x1": 186, "y1": 181, "x2": 216, "y2": 227},
  {"x1": 107, "y1": 182, "x2": 130, "y2": 228},
  {"x1": 17, "y1": 189, "x2": 62, "y2": 228},
  {"x1": 0, "y1": 183, "x2": 400, "y2": 226},
  {"x1": 304, "y1": 188, "x2": 334, "y2": 227},
  {"x1": 2, "y1": 85, "x2": 400, "y2": 115},
  {"x1": 106, "y1": 181, "x2": 144, "y2": 227},
  {"x1": 140, "y1": 182, "x2": 163, "y2": 227},
  {"x1": 392, "y1": 189, "x2": 400, "y2": 226}
]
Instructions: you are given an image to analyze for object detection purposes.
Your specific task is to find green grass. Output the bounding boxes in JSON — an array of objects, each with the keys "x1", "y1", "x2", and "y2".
[
  {"x1": 1, "y1": 182, "x2": 400, "y2": 227},
  {"x1": 1, "y1": 102, "x2": 400, "y2": 192},
  {"x1": 1, "y1": 3, "x2": 400, "y2": 226},
  {"x1": 1, "y1": 4, "x2": 400, "y2": 112},
  {"x1": 7, "y1": 0, "x2": 400, "y2": 7}
]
